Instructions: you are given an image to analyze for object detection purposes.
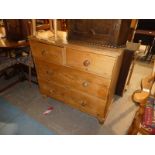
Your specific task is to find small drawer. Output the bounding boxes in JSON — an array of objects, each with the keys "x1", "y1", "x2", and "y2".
[
  {"x1": 30, "y1": 40, "x2": 63, "y2": 64},
  {"x1": 66, "y1": 47, "x2": 116, "y2": 78},
  {"x1": 39, "y1": 79, "x2": 106, "y2": 117},
  {"x1": 36, "y1": 59, "x2": 111, "y2": 100}
]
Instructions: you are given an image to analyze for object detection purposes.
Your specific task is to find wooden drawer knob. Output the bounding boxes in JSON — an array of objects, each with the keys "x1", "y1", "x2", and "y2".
[
  {"x1": 83, "y1": 60, "x2": 90, "y2": 67},
  {"x1": 49, "y1": 89, "x2": 54, "y2": 94},
  {"x1": 46, "y1": 70, "x2": 53, "y2": 75},
  {"x1": 82, "y1": 81, "x2": 89, "y2": 87},
  {"x1": 80, "y1": 100, "x2": 87, "y2": 107},
  {"x1": 41, "y1": 49, "x2": 46, "y2": 55}
]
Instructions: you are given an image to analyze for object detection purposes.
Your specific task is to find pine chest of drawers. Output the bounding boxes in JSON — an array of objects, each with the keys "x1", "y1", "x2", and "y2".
[{"x1": 29, "y1": 36, "x2": 124, "y2": 124}]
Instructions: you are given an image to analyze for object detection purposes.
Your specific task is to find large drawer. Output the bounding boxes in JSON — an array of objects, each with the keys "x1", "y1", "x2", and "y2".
[
  {"x1": 39, "y1": 79, "x2": 106, "y2": 117},
  {"x1": 66, "y1": 47, "x2": 116, "y2": 78},
  {"x1": 30, "y1": 40, "x2": 64, "y2": 64},
  {"x1": 35, "y1": 59, "x2": 111, "y2": 100}
]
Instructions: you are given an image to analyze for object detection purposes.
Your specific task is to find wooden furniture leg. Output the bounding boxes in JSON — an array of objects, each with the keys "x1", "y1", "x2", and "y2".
[
  {"x1": 28, "y1": 49, "x2": 32, "y2": 86},
  {"x1": 127, "y1": 62, "x2": 155, "y2": 134},
  {"x1": 98, "y1": 117, "x2": 105, "y2": 125},
  {"x1": 128, "y1": 100, "x2": 146, "y2": 134}
]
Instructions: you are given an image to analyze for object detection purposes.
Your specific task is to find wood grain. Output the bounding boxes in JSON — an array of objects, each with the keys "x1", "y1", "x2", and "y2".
[
  {"x1": 35, "y1": 59, "x2": 111, "y2": 100},
  {"x1": 29, "y1": 40, "x2": 64, "y2": 65},
  {"x1": 29, "y1": 36, "x2": 124, "y2": 124},
  {"x1": 66, "y1": 47, "x2": 115, "y2": 78},
  {"x1": 103, "y1": 49, "x2": 124, "y2": 118},
  {"x1": 39, "y1": 79, "x2": 106, "y2": 118}
]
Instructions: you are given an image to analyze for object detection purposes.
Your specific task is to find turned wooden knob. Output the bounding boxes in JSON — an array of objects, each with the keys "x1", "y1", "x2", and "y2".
[
  {"x1": 49, "y1": 89, "x2": 54, "y2": 94},
  {"x1": 83, "y1": 60, "x2": 90, "y2": 67},
  {"x1": 46, "y1": 70, "x2": 53, "y2": 75},
  {"x1": 82, "y1": 81, "x2": 89, "y2": 87},
  {"x1": 41, "y1": 49, "x2": 46, "y2": 55},
  {"x1": 80, "y1": 100, "x2": 87, "y2": 107}
]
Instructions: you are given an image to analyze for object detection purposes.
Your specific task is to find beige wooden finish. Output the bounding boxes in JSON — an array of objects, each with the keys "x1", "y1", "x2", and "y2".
[{"x1": 29, "y1": 33, "x2": 123, "y2": 124}]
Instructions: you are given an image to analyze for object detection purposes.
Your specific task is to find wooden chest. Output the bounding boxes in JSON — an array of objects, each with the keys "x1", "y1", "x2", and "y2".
[
  {"x1": 67, "y1": 19, "x2": 131, "y2": 47},
  {"x1": 29, "y1": 36, "x2": 123, "y2": 124}
]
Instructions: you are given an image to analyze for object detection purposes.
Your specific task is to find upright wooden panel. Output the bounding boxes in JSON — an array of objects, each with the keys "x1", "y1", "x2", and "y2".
[
  {"x1": 115, "y1": 49, "x2": 134, "y2": 96},
  {"x1": 3, "y1": 19, "x2": 30, "y2": 41}
]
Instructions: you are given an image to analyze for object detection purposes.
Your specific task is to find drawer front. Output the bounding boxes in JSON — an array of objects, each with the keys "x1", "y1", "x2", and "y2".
[
  {"x1": 30, "y1": 40, "x2": 63, "y2": 64},
  {"x1": 66, "y1": 47, "x2": 116, "y2": 78},
  {"x1": 39, "y1": 79, "x2": 106, "y2": 117},
  {"x1": 35, "y1": 59, "x2": 110, "y2": 100}
]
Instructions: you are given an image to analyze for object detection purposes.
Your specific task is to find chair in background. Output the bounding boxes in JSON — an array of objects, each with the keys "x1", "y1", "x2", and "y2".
[
  {"x1": 128, "y1": 61, "x2": 155, "y2": 135},
  {"x1": 125, "y1": 42, "x2": 141, "y2": 88},
  {"x1": 0, "y1": 19, "x2": 66, "y2": 92},
  {"x1": 0, "y1": 56, "x2": 18, "y2": 93},
  {"x1": 0, "y1": 38, "x2": 31, "y2": 93},
  {"x1": 12, "y1": 19, "x2": 55, "y2": 85},
  {"x1": 0, "y1": 19, "x2": 33, "y2": 92}
]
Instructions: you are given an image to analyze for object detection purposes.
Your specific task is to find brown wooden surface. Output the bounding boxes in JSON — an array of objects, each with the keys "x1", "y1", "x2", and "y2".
[
  {"x1": 130, "y1": 19, "x2": 138, "y2": 29},
  {"x1": 29, "y1": 39, "x2": 63, "y2": 64},
  {"x1": 29, "y1": 32, "x2": 123, "y2": 57},
  {"x1": 39, "y1": 78, "x2": 106, "y2": 118},
  {"x1": 104, "y1": 48, "x2": 124, "y2": 118},
  {"x1": 135, "y1": 29, "x2": 155, "y2": 37},
  {"x1": 35, "y1": 59, "x2": 111, "y2": 100},
  {"x1": 3, "y1": 19, "x2": 30, "y2": 41},
  {"x1": 66, "y1": 43, "x2": 123, "y2": 57},
  {"x1": 115, "y1": 49, "x2": 134, "y2": 96},
  {"x1": 127, "y1": 72, "x2": 155, "y2": 135},
  {"x1": 29, "y1": 35, "x2": 124, "y2": 123},
  {"x1": 0, "y1": 38, "x2": 29, "y2": 49},
  {"x1": 66, "y1": 47, "x2": 115, "y2": 78}
]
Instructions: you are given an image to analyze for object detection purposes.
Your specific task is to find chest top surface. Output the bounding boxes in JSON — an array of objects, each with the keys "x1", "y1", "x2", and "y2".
[{"x1": 29, "y1": 31, "x2": 124, "y2": 57}]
